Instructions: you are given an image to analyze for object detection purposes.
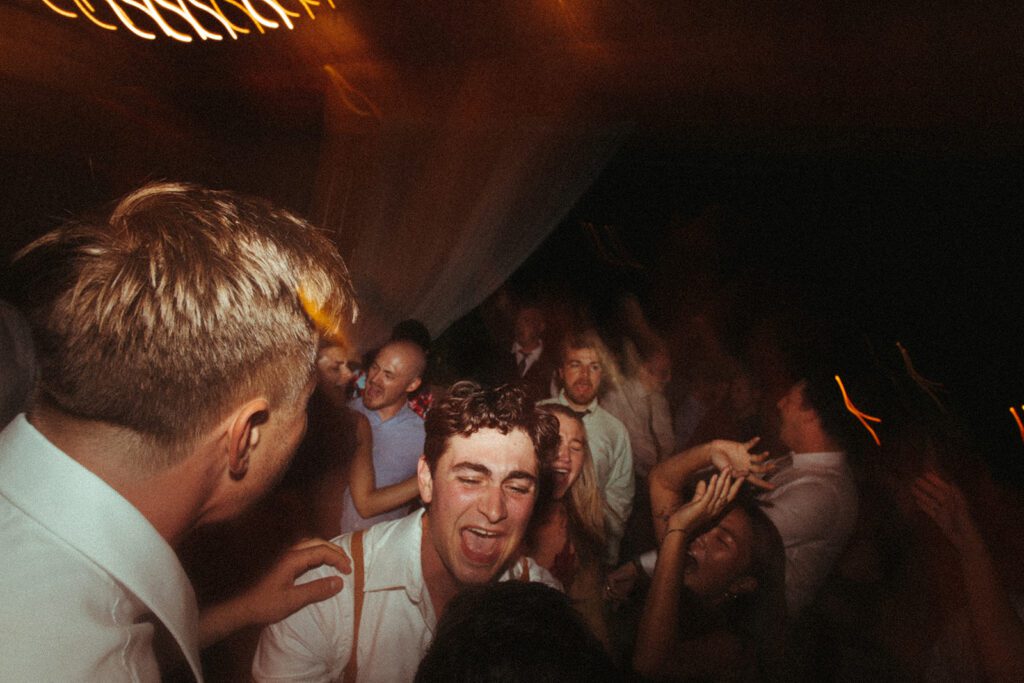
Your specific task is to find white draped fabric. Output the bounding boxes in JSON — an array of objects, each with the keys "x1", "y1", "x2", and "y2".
[{"x1": 311, "y1": 68, "x2": 625, "y2": 350}]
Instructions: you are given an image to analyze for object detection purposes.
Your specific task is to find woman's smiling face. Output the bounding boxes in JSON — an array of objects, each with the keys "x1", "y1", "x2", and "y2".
[{"x1": 552, "y1": 413, "x2": 586, "y2": 499}]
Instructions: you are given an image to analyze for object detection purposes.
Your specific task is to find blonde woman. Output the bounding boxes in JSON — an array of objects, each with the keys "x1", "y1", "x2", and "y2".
[{"x1": 524, "y1": 403, "x2": 610, "y2": 649}]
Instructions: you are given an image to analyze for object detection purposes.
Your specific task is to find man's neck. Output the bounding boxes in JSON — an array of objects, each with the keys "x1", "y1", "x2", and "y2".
[
  {"x1": 516, "y1": 338, "x2": 541, "y2": 354},
  {"x1": 562, "y1": 391, "x2": 595, "y2": 413},
  {"x1": 375, "y1": 400, "x2": 406, "y2": 422},
  {"x1": 420, "y1": 513, "x2": 461, "y2": 619},
  {"x1": 27, "y1": 407, "x2": 210, "y2": 547}
]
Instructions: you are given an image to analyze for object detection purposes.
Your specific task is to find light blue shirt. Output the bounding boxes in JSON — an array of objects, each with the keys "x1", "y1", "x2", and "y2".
[{"x1": 339, "y1": 400, "x2": 425, "y2": 533}]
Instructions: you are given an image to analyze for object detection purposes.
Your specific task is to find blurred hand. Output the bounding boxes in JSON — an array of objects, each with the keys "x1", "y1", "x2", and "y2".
[
  {"x1": 910, "y1": 471, "x2": 982, "y2": 554},
  {"x1": 607, "y1": 561, "x2": 639, "y2": 602},
  {"x1": 709, "y1": 438, "x2": 775, "y2": 490}
]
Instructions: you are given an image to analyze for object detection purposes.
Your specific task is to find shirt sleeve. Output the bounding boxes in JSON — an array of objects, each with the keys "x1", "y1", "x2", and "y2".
[
  {"x1": 601, "y1": 425, "x2": 635, "y2": 565},
  {"x1": 252, "y1": 566, "x2": 352, "y2": 682}
]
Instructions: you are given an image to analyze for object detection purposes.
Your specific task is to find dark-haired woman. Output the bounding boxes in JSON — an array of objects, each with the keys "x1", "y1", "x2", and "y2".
[{"x1": 633, "y1": 440, "x2": 787, "y2": 681}]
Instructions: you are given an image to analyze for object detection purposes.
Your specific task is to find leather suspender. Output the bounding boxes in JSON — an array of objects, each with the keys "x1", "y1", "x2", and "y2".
[{"x1": 341, "y1": 529, "x2": 365, "y2": 682}]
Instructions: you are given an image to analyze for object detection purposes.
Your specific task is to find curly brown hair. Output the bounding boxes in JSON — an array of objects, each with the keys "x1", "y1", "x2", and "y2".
[{"x1": 423, "y1": 381, "x2": 560, "y2": 473}]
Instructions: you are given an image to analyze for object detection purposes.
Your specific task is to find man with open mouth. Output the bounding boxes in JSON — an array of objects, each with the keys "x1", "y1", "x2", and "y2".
[{"x1": 254, "y1": 381, "x2": 562, "y2": 682}]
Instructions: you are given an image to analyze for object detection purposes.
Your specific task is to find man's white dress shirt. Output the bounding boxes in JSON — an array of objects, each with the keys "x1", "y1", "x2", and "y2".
[
  {"x1": 0, "y1": 415, "x2": 203, "y2": 682},
  {"x1": 759, "y1": 450, "x2": 858, "y2": 615},
  {"x1": 253, "y1": 508, "x2": 560, "y2": 682}
]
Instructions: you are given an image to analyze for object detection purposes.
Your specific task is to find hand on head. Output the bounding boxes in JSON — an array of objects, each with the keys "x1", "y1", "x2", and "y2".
[{"x1": 667, "y1": 469, "x2": 745, "y2": 538}]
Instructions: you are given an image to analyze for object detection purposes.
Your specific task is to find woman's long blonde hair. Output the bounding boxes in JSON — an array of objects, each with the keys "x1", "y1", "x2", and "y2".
[{"x1": 535, "y1": 404, "x2": 606, "y2": 561}]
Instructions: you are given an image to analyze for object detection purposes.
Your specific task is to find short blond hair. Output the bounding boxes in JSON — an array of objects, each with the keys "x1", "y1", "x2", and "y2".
[{"x1": 14, "y1": 182, "x2": 356, "y2": 466}]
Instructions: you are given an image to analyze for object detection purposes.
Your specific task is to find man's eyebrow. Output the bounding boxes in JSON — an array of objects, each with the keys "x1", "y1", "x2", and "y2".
[
  {"x1": 451, "y1": 462, "x2": 492, "y2": 476},
  {"x1": 503, "y1": 470, "x2": 538, "y2": 483}
]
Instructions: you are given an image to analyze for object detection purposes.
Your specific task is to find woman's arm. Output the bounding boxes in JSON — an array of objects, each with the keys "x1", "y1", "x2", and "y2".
[
  {"x1": 912, "y1": 472, "x2": 1024, "y2": 682},
  {"x1": 650, "y1": 438, "x2": 769, "y2": 543},
  {"x1": 347, "y1": 411, "x2": 421, "y2": 518}
]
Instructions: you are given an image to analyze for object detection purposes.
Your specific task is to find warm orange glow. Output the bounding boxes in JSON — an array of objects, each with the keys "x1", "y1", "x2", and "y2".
[
  {"x1": 323, "y1": 65, "x2": 381, "y2": 119},
  {"x1": 39, "y1": 0, "x2": 325, "y2": 41},
  {"x1": 1011, "y1": 407, "x2": 1024, "y2": 445},
  {"x1": 834, "y1": 375, "x2": 882, "y2": 446},
  {"x1": 297, "y1": 286, "x2": 345, "y2": 344}
]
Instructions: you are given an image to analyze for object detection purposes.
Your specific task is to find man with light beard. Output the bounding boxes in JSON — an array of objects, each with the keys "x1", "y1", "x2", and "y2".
[
  {"x1": 540, "y1": 330, "x2": 634, "y2": 565},
  {"x1": 339, "y1": 340, "x2": 427, "y2": 532},
  {"x1": 253, "y1": 382, "x2": 561, "y2": 682}
]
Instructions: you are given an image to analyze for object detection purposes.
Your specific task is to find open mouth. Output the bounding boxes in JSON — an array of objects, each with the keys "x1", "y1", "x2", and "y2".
[{"x1": 460, "y1": 527, "x2": 504, "y2": 565}]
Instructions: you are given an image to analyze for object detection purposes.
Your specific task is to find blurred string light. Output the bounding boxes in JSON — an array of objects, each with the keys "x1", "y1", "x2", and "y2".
[
  {"x1": 38, "y1": 0, "x2": 336, "y2": 42},
  {"x1": 1010, "y1": 406, "x2": 1024, "y2": 445},
  {"x1": 896, "y1": 341, "x2": 947, "y2": 414},
  {"x1": 834, "y1": 374, "x2": 882, "y2": 446}
]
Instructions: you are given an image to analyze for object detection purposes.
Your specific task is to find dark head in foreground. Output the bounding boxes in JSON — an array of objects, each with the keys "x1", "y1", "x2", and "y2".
[{"x1": 415, "y1": 581, "x2": 621, "y2": 682}]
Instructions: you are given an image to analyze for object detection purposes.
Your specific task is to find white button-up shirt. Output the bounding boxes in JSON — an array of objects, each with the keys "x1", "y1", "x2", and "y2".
[
  {"x1": 759, "y1": 450, "x2": 858, "y2": 615},
  {"x1": 253, "y1": 509, "x2": 560, "y2": 682},
  {"x1": 0, "y1": 415, "x2": 202, "y2": 682}
]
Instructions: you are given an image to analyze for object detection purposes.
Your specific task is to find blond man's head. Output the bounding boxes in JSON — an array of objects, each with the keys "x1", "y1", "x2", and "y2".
[{"x1": 14, "y1": 182, "x2": 356, "y2": 469}]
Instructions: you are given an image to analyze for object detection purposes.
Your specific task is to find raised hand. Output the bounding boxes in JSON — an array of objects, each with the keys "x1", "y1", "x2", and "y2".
[
  {"x1": 708, "y1": 437, "x2": 775, "y2": 490},
  {"x1": 666, "y1": 469, "x2": 745, "y2": 538}
]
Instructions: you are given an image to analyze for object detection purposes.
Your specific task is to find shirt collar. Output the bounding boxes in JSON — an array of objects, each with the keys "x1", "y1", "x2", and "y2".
[
  {"x1": 511, "y1": 340, "x2": 543, "y2": 358},
  {"x1": 360, "y1": 508, "x2": 435, "y2": 630},
  {"x1": 790, "y1": 450, "x2": 846, "y2": 468},
  {"x1": 556, "y1": 390, "x2": 599, "y2": 415},
  {"x1": 0, "y1": 415, "x2": 203, "y2": 681}
]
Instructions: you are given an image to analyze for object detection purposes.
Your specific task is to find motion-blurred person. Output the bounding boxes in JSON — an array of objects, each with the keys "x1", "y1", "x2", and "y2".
[
  {"x1": 633, "y1": 441, "x2": 786, "y2": 680},
  {"x1": 541, "y1": 330, "x2": 635, "y2": 565},
  {"x1": 0, "y1": 183, "x2": 357, "y2": 680},
  {"x1": 499, "y1": 305, "x2": 557, "y2": 403}
]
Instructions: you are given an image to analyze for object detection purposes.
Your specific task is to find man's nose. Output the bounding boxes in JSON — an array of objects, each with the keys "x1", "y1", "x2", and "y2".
[{"x1": 478, "y1": 484, "x2": 508, "y2": 524}]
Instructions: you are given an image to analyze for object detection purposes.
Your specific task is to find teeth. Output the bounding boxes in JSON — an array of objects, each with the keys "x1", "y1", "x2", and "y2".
[{"x1": 468, "y1": 528, "x2": 498, "y2": 537}]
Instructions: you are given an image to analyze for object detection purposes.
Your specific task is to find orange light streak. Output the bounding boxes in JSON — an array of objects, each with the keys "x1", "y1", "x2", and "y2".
[
  {"x1": 834, "y1": 375, "x2": 882, "y2": 446},
  {"x1": 40, "y1": 0, "x2": 321, "y2": 41},
  {"x1": 207, "y1": 0, "x2": 250, "y2": 35},
  {"x1": 73, "y1": 0, "x2": 118, "y2": 30},
  {"x1": 100, "y1": 0, "x2": 157, "y2": 39},
  {"x1": 1011, "y1": 407, "x2": 1024, "y2": 445},
  {"x1": 41, "y1": 0, "x2": 79, "y2": 18}
]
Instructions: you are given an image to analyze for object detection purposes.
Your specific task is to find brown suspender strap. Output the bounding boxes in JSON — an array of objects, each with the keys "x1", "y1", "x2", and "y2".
[{"x1": 341, "y1": 529, "x2": 365, "y2": 682}]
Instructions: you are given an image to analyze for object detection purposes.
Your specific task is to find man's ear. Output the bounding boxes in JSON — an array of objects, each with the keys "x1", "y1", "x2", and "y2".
[
  {"x1": 227, "y1": 398, "x2": 270, "y2": 480},
  {"x1": 417, "y1": 455, "x2": 433, "y2": 504},
  {"x1": 405, "y1": 376, "x2": 422, "y2": 395},
  {"x1": 729, "y1": 575, "x2": 758, "y2": 597}
]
